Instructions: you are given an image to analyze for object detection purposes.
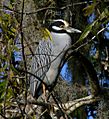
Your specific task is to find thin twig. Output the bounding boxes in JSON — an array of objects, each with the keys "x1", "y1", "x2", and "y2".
[
  {"x1": 50, "y1": 93, "x2": 67, "y2": 119},
  {"x1": 3, "y1": 82, "x2": 9, "y2": 117},
  {"x1": 8, "y1": 80, "x2": 25, "y2": 118},
  {"x1": 20, "y1": 0, "x2": 28, "y2": 116},
  {"x1": 2, "y1": 1, "x2": 93, "y2": 15},
  {"x1": 66, "y1": 27, "x2": 107, "y2": 54},
  {"x1": 0, "y1": 112, "x2": 8, "y2": 119},
  {"x1": 17, "y1": 68, "x2": 47, "y2": 87}
]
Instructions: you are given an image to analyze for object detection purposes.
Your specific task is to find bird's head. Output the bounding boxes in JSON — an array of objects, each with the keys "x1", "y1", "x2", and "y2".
[{"x1": 49, "y1": 19, "x2": 81, "y2": 34}]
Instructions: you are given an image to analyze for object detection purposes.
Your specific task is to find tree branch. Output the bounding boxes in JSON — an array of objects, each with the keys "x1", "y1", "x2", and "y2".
[
  {"x1": 67, "y1": 51, "x2": 101, "y2": 96},
  {"x1": 54, "y1": 95, "x2": 100, "y2": 114},
  {"x1": 5, "y1": 95, "x2": 100, "y2": 118}
]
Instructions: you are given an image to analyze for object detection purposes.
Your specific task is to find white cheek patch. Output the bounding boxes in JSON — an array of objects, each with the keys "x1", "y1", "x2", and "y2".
[
  {"x1": 53, "y1": 19, "x2": 69, "y2": 27},
  {"x1": 52, "y1": 26, "x2": 63, "y2": 31}
]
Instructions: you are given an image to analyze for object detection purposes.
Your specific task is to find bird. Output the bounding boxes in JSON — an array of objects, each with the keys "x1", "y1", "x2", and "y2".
[{"x1": 30, "y1": 19, "x2": 81, "y2": 99}]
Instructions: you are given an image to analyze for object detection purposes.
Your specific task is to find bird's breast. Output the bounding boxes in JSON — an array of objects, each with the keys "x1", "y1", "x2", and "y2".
[{"x1": 43, "y1": 32, "x2": 72, "y2": 85}]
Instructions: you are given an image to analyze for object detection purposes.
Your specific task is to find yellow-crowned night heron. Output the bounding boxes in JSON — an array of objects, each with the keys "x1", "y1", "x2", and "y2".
[{"x1": 30, "y1": 19, "x2": 81, "y2": 98}]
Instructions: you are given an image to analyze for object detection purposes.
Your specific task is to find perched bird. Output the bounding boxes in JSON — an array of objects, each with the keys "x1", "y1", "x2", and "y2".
[{"x1": 30, "y1": 19, "x2": 81, "y2": 98}]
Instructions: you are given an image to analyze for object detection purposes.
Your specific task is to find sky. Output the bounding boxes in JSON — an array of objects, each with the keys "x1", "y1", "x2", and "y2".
[{"x1": 104, "y1": 23, "x2": 109, "y2": 39}]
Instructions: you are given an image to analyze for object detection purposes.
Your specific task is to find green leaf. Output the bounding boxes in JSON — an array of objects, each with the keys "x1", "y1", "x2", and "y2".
[
  {"x1": 99, "y1": 8, "x2": 109, "y2": 21},
  {"x1": 83, "y1": 3, "x2": 96, "y2": 16},
  {"x1": 0, "y1": 16, "x2": 2, "y2": 24},
  {"x1": 75, "y1": 20, "x2": 97, "y2": 44},
  {"x1": 0, "y1": 80, "x2": 8, "y2": 102},
  {"x1": 0, "y1": 80, "x2": 7, "y2": 90},
  {"x1": 11, "y1": 65, "x2": 19, "y2": 74},
  {"x1": 6, "y1": 88, "x2": 13, "y2": 99},
  {"x1": 92, "y1": 0, "x2": 97, "y2": 3},
  {"x1": 41, "y1": 28, "x2": 53, "y2": 41}
]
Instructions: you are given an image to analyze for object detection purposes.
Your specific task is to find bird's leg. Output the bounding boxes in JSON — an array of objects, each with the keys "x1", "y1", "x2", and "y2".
[{"x1": 42, "y1": 84, "x2": 47, "y2": 102}]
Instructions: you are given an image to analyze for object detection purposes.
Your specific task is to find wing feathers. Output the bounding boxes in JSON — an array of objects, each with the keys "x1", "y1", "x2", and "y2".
[{"x1": 30, "y1": 40, "x2": 53, "y2": 97}]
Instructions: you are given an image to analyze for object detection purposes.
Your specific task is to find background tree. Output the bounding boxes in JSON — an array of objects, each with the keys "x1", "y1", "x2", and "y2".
[{"x1": 0, "y1": 0, "x2": 109, "y2": 118}]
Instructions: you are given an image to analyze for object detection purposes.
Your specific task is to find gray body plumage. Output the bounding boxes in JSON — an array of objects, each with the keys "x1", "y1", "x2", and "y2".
[{"x1": 30, "y1": 19, "x2": 81, "y2": 98}]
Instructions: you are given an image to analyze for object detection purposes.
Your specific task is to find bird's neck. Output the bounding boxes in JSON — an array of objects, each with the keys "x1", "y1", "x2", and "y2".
[{"x1": 50, "y1": 32, "x2": 71, "y2": 53}]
